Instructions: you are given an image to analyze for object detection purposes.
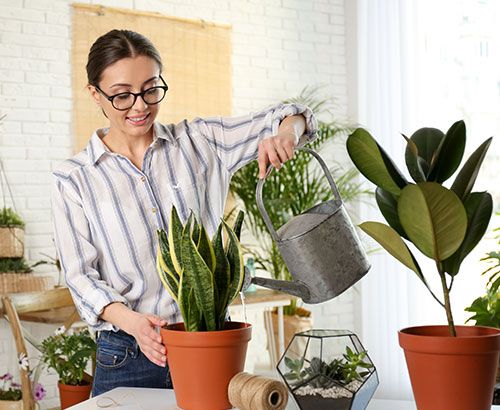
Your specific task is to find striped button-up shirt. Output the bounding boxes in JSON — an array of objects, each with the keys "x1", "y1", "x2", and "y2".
[{"x1": 51, "y1": 102, "x2": 317, "y2": 331}]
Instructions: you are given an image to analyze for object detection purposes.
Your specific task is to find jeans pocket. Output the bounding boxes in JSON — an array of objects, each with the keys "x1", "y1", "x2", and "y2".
[{"x1": 96, "y1": 336, "x2": 133, "y2": 370}]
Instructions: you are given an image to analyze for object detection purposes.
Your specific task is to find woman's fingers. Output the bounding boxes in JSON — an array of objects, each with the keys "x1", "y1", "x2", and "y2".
[{"x1": 258, "y1": 134, "x2": 297, "y2": 178}]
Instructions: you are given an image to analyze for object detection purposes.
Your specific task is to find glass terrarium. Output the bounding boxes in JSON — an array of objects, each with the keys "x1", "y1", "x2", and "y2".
[{"x1": 277, "y1": 330, "x2": 378, "y2": 410}]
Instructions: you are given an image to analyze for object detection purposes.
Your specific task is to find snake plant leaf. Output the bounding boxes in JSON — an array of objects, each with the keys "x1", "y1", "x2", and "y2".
[
  {"x1": 359, "y1": 221, "x2": 424, "y2": 281},
  {"x1": 197, "y1": 223, "x2": 216, "y2": 273},
  {"x1": 427, "y1": 120, "x2": 466, "y2": 183},
  {"x1": 442, "y1": 192, "x2": 493, "y2": 276},
  {"x1": 157, "y1": 229, "x2": 179, "y2": 281},
  {"x1": 223, "y1": 220, "x2": 245, "y2": 307},
  {"x1": 347, "y1": 128, "x2": 407, "y2": 196},
  {"x1": 233, "y1": 210, "x2": 245, "y2": 240},
  {"x1": 181, "y1": 231, "x2": 216, "y2": 330},
  {"x1": 403, "y1": 134, "x2": 426, "y2": 183},
  {"x1": 375, "y1": 187, "x2": 407, "y2": 239},
  {"x1": 398, "y1": 182, "x2": 467, "y2": 261},
  {"x1": 212, "y1": 224, "x2": 230, "y2": 320},
  {"x1": 451, "y1": 137, "x2": 493, "y2": 201},
  {"x1": 156, "y1": 247, "x2": 179, "y2": 302},
  {"x1": 168, "y1": 206, "x2": 184, "y2": 274},
  {"x1": 187, "y1": 288, "x2": 202, "y2": 332},
  {"x1": 178, "y1": 274, "x2": 190, "y2": 330},
  {"x1": 192, "y1": 217, "x2": 201, "y2": 246}
]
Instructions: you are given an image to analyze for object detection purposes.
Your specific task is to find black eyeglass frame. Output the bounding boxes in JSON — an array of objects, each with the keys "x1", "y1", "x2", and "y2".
[{"x1": 94, "y1": 75, "x2": 169, "y2": 111}]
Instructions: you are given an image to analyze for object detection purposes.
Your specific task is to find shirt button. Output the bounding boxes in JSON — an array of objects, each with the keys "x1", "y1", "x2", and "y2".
[
  {"x1": 152, "y1": 207, "x2": 157, "y2": 214},
  {"x1": 140, "y1": 176, "x2": 146, "y2": 182}
]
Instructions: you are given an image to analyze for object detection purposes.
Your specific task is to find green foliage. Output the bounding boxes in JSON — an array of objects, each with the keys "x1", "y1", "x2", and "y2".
[
  {"x1": 156, "y1": 206, "x2": 245, "y2": 331},
  {"x1": 40, "y1": 329, "x2": 96, "y2": 386},
  {"x1": 230, "y1": 87, "x2": 370, "y2": 316},
  {"x1": 0, "y1": 258, "x2": 32, "y2": 273},
  {"x1": 347, "y1": 121, "x2": 493, "y2": 336},
  {"x1": 0, "y1": 207, "x2": 24, "y2": 227},
  {"x1": 465, "y1": 221, "x2": 500, "y2": 328},
  {"x1": 284, "y1": 346, "x2": 374, "y2": 389}
]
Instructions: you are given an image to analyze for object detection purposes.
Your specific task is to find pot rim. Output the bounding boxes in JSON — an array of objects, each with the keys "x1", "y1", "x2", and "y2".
[
  {"x1": 163, "y1": 321, "x2": 251, "y2": 334},
  {"x1": 399, "y1": 325, "x2": 500, "y2": 338}
]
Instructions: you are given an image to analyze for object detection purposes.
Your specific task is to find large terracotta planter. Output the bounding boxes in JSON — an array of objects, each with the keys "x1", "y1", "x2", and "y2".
[
  {"x1": 57, "y1": 382, "x2": 92, "y2": 409},
  {"x1": 160, "y1": 321, "x2": 251, "y2": 410},
  {"x1": 399, "y1": 325, "x2": 500, "y2": 410}
]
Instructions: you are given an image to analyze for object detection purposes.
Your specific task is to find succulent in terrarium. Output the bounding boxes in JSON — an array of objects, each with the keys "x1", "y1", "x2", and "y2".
[{"x1": 284, "y1": 346, "x2": 374, "y2": 389}]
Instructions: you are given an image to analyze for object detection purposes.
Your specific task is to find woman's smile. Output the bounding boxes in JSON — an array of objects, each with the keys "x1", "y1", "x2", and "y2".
[{"x1": 126, "y1": 112, "x2": 150, "y2": 127}]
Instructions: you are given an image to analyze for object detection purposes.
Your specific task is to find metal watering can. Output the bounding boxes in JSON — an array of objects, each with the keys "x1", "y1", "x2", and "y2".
[{"x1": 242, "y1": 147, "x2": 371, "y2": 303}]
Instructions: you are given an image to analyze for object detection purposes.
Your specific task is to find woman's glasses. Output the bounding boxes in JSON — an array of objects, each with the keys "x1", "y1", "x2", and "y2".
[{"x1": 94, "y1": 75, "x2": 169, "y2": 111}]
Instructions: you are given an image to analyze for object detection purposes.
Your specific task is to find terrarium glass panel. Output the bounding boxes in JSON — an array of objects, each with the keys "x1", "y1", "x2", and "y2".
[{"x1": 277, "y1": 330, "x2": 379, "y2": 410}]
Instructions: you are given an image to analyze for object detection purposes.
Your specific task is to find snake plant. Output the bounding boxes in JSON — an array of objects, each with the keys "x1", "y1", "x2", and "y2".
[
  {"x1": 156, "y1": 206, "x2": 245, "y2": 331},
  {"x1": 347, "y1": 121, "x2": 493, "y2": 336}
]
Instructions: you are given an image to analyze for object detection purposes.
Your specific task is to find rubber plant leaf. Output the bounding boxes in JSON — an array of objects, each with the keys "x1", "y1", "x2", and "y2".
[
  {"x1": 405, "y1": 127, "x2": 444, "y2": 177},
  {"x1": 442, "y1": 192, "x2": 493, "y2": 276},
  {"x1": 359, "y1": 221, "x2": 425, "y2": 282},
  {"x1": 427, "y1": 120, "x2": 466, "y2": 183},
  {"x1": 375, "y1": 187, "x2": 407, "y2": 239},
  {"x1": 347, "y1": 128, "x2": 407, "y2": 196},
  {"x1": 451, "y1": 137, "x2": 493, "y2": 201},
  {"x1": 402, "y1": 133, "x2": 426, "y2": 183},
  {"x1": 398, "y1": 182, "x2": 467, "y2": 261}
]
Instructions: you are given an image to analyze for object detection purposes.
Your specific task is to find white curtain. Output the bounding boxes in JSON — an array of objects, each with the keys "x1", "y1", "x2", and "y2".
[
  {"x1": 355, "y1": 0, "x2": 442, "y2": 400},
  {"x1": 354, "y1": 0, "x2": 500, "y2": 401}
]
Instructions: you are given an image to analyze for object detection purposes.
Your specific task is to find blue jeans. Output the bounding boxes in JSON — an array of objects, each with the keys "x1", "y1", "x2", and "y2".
[{"x1": 92, "y1": 329, "x2": 172, "y2": 397}]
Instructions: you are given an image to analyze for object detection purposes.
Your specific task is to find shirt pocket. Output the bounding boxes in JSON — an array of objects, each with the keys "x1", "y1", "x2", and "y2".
[{"x1": 168, "y1": 170, "x2": 207, "y2": 218}]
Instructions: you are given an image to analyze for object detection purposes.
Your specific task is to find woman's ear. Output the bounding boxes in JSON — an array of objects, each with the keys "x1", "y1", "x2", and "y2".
[{"x1": 87, "y1": 85, "x2": 101, "y2": 106}]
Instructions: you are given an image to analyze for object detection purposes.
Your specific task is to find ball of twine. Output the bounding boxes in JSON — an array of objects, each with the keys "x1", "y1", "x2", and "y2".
[{"x1": 228, "y1": 372, "x2": 288, "y2": 410}]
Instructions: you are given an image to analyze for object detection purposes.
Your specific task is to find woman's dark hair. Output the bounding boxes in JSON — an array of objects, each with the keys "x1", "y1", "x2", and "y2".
[{"x1": 86, "y1": 29, "x2": 162, "y2": 86}]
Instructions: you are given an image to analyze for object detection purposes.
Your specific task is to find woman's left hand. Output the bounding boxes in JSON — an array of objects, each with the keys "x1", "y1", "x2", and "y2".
[{"x1": 257, "y1": 131, "x2": 297, "y2": 179}]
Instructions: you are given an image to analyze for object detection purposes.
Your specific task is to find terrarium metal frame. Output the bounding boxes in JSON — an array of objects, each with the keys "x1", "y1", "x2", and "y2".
[{"x1": 277, "y1": 329, "x2": 379, "y2": 410}]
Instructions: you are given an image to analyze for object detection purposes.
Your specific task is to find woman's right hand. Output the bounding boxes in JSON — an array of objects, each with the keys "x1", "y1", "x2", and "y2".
[
  {"x1": 101, "y1": 302, "x2": 168, "y2": 367},
  {"x1": 128, "y1": 312, "x2": 167, "y2": 367}
]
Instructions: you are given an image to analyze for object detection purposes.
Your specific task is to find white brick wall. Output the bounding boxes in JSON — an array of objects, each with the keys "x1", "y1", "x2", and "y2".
[{"x1": 0, "y1": 0, "x2": 351, "y2": 406}]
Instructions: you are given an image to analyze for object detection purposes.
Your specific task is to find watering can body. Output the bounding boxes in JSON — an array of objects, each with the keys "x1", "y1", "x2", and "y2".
[{"x1": 246, "y1": 147, "x2": 370, "y2": 304}]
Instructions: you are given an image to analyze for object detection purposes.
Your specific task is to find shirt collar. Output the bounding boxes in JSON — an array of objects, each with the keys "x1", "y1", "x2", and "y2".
[{"x1": 86, "y1": 122, "x2": 176, "y2": 165}]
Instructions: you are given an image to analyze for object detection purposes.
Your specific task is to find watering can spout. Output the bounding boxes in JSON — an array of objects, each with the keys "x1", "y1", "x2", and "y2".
[{"x1": 250, "y1": 276, "x2": 311, "y2": 301}]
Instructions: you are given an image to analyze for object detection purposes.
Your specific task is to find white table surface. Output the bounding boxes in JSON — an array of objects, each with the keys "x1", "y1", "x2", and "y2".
[{"x1": 67, "y1": 387, "x2": 500, "y2": 409}]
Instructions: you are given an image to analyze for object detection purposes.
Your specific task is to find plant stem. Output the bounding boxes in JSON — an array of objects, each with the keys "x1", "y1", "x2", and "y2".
[{"x1": 438, "y1": 267, "x2": 456, "y2": 337}]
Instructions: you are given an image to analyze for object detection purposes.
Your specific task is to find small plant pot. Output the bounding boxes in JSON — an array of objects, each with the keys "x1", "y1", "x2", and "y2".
[
  {"x1": 399, "y1": 325, "x2": 500, "y2": 410},
  {"x1": 160, "y1": 321, "x2": 251, "y2": 410},
  {"x1": 0, "y1": 227, "x2": 24, "y2": 258},
  {"x1": 58, "y1": 381, "x2": 92, "y2": 409},
  {"x1": 0, "y1": 400, "x2": 23, "y2": 410}
]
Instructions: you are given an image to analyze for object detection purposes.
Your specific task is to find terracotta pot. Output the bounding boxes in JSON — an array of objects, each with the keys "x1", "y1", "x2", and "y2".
[
  {"x1": 399, "y1": 325, "x2": 500, "y2": 410},
  {"x1": 57, "y1": 382, "x2": 92, "y2": 409},
  {"x1": 160, "y1": 321, "x2": 251, "y2": 410}
]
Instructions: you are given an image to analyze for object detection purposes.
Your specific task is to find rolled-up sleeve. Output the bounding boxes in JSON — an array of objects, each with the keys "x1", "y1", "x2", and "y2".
[
  {"x1": 194, "y1": 102, "x2": 318, "y2": 175},
  {"x1": 51, "y1": 173, "x2": 129, "y2": 331}
]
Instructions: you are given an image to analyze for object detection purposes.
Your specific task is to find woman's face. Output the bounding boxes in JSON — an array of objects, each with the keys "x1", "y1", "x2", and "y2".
[{"x1": 89, "y1": 55, "x2": 162, "y2": 139}]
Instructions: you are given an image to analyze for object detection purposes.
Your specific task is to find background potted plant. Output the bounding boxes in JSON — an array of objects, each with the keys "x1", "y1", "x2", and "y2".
[
  {"x1": 0, "y1": 372, "x2": 45, "y2": 410},
  {"x1": 39, "y1": 327, "x2": 95, "y2": 409},
  {"x1": 465, "y1": 219, "x2": 500, "y2": 388},
  {"x1": 157, "y1": 206, "x2": 251, "y2": 410},
  {"x1": 346, "y1": 120, "x2": 500, "y2": 410},
  {"x1": 230, "y1": 86, "x2": 370, "y2": 355}
]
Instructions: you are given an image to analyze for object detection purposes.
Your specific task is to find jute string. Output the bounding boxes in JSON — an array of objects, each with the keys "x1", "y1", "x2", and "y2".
[
  {"x1": 96, "y1": 392, "x2": 146, "y2": 409},
  {"x1": 228, "y1": 372, "x2": 288, "y2": 410}
]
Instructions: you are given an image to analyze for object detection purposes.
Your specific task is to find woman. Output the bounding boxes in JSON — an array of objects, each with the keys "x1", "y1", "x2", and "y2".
[{"x1": 51, "y1": 29, "x2": 317, "y2": 396}]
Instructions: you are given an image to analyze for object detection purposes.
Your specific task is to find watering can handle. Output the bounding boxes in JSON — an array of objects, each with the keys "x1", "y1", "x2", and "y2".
[{"x1": 256, "y1": 147, "x2": 342, "y2": 242}]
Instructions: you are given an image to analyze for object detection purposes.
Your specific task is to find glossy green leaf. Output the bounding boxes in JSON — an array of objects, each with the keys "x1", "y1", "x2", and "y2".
[
  {"x1": 375, "y1": 187, "x2": 407, "y2": 239},
  {"x1": 398, "y1": 182, "x2": 467, "y2": 261},
  {"x1": 347, "y1": 128, "x2": 407, "y2": 196},
  {"x1": 442, "y1": 192, "x2": 493, "y2": 276},
  {"x1": 451, "y1": 137, "x2": 493, "y2": 200},
  {"x1": 181, "y1": 232, "x2": 216, "y2": 330},
  {"x1": 359, "y1": 221, "x2": 423, "y2": 280},
  {"x1": 403, "y1": 134, "x2": 426, "y2": 182},
  {"x1": 407, "y1": 127, "x2": 444, "y2": 174},
  {"x1": 427, "y1": 120, "x2": 466, "y2": 182}
]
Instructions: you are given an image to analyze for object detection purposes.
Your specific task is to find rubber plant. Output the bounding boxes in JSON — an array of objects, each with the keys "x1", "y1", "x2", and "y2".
[
  {"x1": 347, "y1": 121, "x2": 493, "y2": 336},
  {"x1": 156, "y1": 206, "x2": 245, "y2": 331}
]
